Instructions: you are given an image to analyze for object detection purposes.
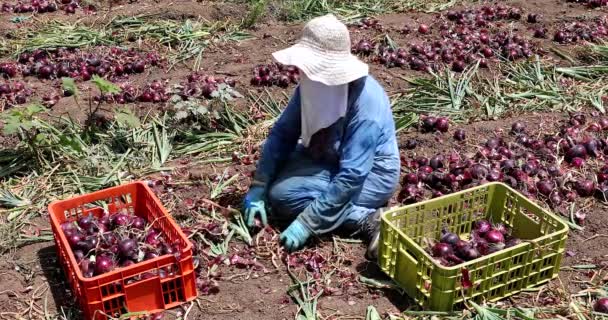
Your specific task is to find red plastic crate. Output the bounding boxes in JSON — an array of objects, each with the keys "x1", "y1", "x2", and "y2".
[{"x1": 48, "y1": 181, "x2": 197, "y2": 319}]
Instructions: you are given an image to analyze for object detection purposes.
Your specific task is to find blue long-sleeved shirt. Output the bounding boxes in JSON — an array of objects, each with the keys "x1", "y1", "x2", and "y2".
[{"x1": 254, "y1": 75, "x2": 400, "y2": 234}]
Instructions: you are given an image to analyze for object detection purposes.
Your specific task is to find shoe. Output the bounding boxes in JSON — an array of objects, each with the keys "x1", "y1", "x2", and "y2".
[{"x1": 360, "y1": 207, "x2": 387, "y2": 261}]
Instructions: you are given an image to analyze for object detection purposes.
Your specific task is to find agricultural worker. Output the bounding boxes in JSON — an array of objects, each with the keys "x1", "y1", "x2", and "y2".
[{"x1": 242, "y1": 14, "x2": 400, "y2": 260}]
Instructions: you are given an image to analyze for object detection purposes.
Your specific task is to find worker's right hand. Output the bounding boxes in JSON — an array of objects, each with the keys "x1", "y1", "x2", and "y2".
[{"x1": 243, "y1": 186, "x2": 268, "y2": 228}]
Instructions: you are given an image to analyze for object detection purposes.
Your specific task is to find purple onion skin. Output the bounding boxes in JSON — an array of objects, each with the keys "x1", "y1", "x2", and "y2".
[
  {"x1": 485, "y1": 229, "x2": 505, "y2": 244},
  {"x1": 112, "y1": 214, "x2": 130, "y2": 228},
  {"x1": 453, "y1": 129, "x2": 466, "y2": 141},
  {"x1": 595, "y1": 297, "x2": 608, "y2": 314},
  {"x1": 474, "y1": 220, "x2": 491, "y2": 234},
  {"x1": 73, "y1": 249, "x2": 84, "y2": 262},
  {"x1": 432, "y1": 243, "x2": 453, "y2": 257},
  {"x1": 118, "y1": 238, "x2": 137, "y2": 258},
  {"x1": 131, "y1": 216, "x2": 146, "y2": 230},
  {"x1": 61, "y1": 221, "x2": 77, "y2": 233},
  {"x1": 457, "y1": 245, "x2": 480, "y2": 261},
  {"x1": 95, "y1": 255, "x2": 114, "y2": 275},
  {"x1": 440, "y1": 232, "x2": 460, "y2": 245},
  {"x1": 78, "y1": 215, "x2": 95, "y2": 230}
]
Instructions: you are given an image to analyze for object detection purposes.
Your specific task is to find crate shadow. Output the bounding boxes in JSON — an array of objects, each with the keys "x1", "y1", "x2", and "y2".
[
  {"x1": 36, "y1": 244, "x2": 82, "y2": 318},
  {"x1": 356, "y1": 261, "x2": 414, "y2": 312}
]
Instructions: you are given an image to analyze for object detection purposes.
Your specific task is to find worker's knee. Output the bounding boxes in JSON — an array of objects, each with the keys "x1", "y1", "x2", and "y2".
[
  {"x1": 267, "y1": 182, "x2": 288, "y2": 206},
  {"x1": 268, "y1": 179, "x2": 316, "y2": 216}
]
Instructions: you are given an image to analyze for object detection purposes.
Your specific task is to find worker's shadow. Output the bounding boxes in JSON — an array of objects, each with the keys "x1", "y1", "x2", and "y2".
[
  {"x1": 37, "y1": 244, "x2": 81, "y2": 317},
  {"x1": 355, "y1": 260, "x2": 414, "y2": 311}
]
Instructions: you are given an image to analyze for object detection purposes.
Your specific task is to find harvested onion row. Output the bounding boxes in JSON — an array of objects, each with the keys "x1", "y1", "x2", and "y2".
[
  {"x1": 0, "y1": 81, "x2": 32, "y2": 107},
  {"x1": 400, "y1": 113, "x2": 608, "y2": 226},
  {"x1": 0, "y1": 47, "x2": 163, "y2": 82},
  {"x1": 250, "y1": 63, "x2": 299, "y2": 88}
]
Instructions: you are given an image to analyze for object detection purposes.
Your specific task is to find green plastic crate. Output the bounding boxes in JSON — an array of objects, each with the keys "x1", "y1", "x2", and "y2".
[{"x1": 378, "y1": 182, "x2": 569, "y2": 311}]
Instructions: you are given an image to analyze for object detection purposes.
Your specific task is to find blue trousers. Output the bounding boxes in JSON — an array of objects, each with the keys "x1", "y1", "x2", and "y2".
[{"x1": 267, "y1": 150, "x2": 398, "y2": 234}]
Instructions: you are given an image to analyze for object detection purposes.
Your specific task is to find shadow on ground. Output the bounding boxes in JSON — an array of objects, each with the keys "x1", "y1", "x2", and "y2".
[
  {"x1": 356, "y1": 261, "x2": 414, "y2": 311},
  {"x1": 36, "y1": 244, "x2": 82, "y2": 319}
]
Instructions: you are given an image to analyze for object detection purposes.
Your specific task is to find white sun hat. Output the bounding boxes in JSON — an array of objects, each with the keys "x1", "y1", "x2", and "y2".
[{"x1": 272, "y1": 14, "x2": 369, "y2": 86}]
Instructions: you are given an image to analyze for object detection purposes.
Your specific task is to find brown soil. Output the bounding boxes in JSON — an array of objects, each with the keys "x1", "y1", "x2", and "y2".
[{"x1": 1, "y1": 111, "x2": 606, "y2": 319}]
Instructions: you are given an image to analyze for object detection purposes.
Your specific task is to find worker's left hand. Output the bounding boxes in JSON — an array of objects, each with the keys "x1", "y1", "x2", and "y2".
[{"x1": 280, "y1": 220, "x2": 311, "y2": 252}]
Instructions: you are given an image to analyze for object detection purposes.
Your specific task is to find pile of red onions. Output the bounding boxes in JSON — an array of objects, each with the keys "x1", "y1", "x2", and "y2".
[
  {"x1": 566, "y1": 0, "x2": 608, "y2": 8},
  {"x1": 2, "y1": 47, "x2": 163, "y2": 81},
  {"x1": 399, "y1": 113, "x2": 608, "y2": 225},
  {"x1": 420, "y1": 115, "x2": 450, "y2": 133},
  {"x1": 595, "y1": 297, "x2": 608, "y2": 313},
  {"x1": 0, "y1": 0, "x2": 95, "y2": 14},
  {"x1": 429, "y1": 220, "x2": 520, "y2": 266},
  {"x1": 552, "y1": 18, "x2": 608, "y2": 44},
  {"x1": 352, "y1": 17, "x2": 383, "y2": 31},
  {"x1": 94, "y1": 80, "x2": 170, "y2": 104},
  {"x1": 351, "y1": 4, "x2": 540, "y2": 72},
  {"x1": 351, "y1": 39, "x2": 376, "y2": 56},
  {"x1": 0, "y1": 81, "x2": 32, "y2": 107},
  {"x1": 250, "y1": 63, "x2": 299, "y2": 88},
  {"x1": 378, "y1": 45, "x2": 410, "y2": 69},
  {"x1": 60, "y1": 212, "x2": 180, "y2": 278},
  {"x1": 178, "y1": 72, "x2": 236, "y2": 99}
]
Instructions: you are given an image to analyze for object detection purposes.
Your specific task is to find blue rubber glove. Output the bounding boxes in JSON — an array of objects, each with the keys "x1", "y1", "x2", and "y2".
[
  {"x1": 280, "y1": 219, "x2": 312, "y2": 252},
  {"x1": 243, "y1": 186, "x2": 268, "y2": 228}
]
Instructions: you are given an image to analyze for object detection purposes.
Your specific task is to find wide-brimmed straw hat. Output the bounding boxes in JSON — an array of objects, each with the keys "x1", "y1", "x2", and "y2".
[{"x1": 272, "y1": 14, "x2": 369, "y2": 86}]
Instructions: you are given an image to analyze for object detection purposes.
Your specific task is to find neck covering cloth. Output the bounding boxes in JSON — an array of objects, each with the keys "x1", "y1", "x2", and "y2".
[{"x1": 299, "y1": 72, "x2": 348, "y2": 147}]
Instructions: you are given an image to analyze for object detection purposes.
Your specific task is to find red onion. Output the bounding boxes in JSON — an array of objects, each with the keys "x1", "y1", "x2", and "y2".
[
  {"x1": 112, "y1": 214, "x2": 130, "y2": 228},
  {"x1": 73, "y1": 249, "x2": 84, "y2": 262},
  {"x1": 527, "y1": 13, "x2": 539, "y2": 23},
  {"x1": 118, "y1": 238, "x2": 137, "y2": 258},
  {"x1": 422, "y1": 116, "x2": 437, "y2": 132},
  {"x1": 495, "y1": 223, "x2": 508, "y2": 235},
  {"x1": 457, "y1": 245, "x2": 481, "y2": 261},
  {"x1": 549, "y1": 192, "x2": 562, "y2": 206},
  {"x1": 419, "y1": 165, "x2": 433, "y2": 174},
  {"x1": 440, "y1": 231, "x2": 460, "y2": 245},
  {"x1": 575, "y1": 180, "x2": 595, "y2": 197},
  {"x1": 452, "y1": 129, "x2": 466, "y2": 142},
  {"x1": 430, "y1": 155, "x2": 445, "y2": 169},
  {"x1": 470, "y1": 164, "x2": 489, "y2": 180},
  {"x1": 404, "y1": 173, "x2": 418, "y2": 184},
  {"x1": 67, "y1": 232, "x2": 83, "y2": 248},
  {"x1": 432, "y1": 243, "x2": 453, "y2": 257},
  {"x1": 595, "y1": 298, "x2": 608, "y2": 314},
  {"x1": 418, "y1": 24, "x2": 430, "y2": 34},
  {"x1": 95, "y1": 255, "x2": 114, "y2": 275},
  {"x1": 417, "y1": 157, "x2": 429, "y2": 166},
  {"x1": 131, "y1": 216, "x2": 146, "y2": 230},
  {"x1": 585, "y1": 139, "x2": 601, "y2": 157},
  {"x1": 536, "y1": 180, "x2": 554, "y2": 196},
  {"x1": 567, "y1": 144, "x2": 587, "y2": 160},
  {"x1": 435, "y1": 117, "x2": 449, "y2": 132},
  {"x1": 405, "y1": 139, "x2": 418, "y2": 150},
  {"x1": 485, "y1": 229, "x2": 505, "y2": 244},
  {"x1": 452, "y1": 60, "x2": 465, "y2": 72},
  {"x1": 474, "y1": 220, "x2": 491, "y2": 234},
  {"x1": 61, "y1": 221, "x2": 77, "y2": 233}
]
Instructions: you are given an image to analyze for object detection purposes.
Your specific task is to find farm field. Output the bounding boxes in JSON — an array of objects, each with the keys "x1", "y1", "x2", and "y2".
[{"x1": 2, "y1": 0, "x2": 608, "y2": 319}]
